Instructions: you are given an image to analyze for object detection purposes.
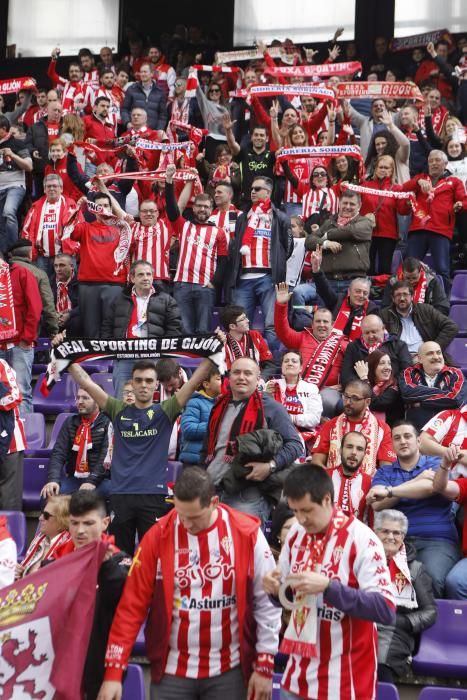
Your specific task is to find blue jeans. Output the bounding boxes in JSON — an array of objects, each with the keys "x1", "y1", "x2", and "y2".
[
  {"x1": 292, "y1": 281, "x2": 317, "y2": 307},
  {"x1": 35, "y1": 255, "x2": 56, "y2": 279},
  {"x1": 407, "y1": 536, "x2": 461, "y2": 598},
  {"x1": 445, "y1": 557, "x2": 467, "y2": 599},
  {"x1": 173, "y1": 282, "x2": 215, "y2": 334},
  {"x1": 0, "y1": 186, "x2": 25, "y2": 253},
  {"x1": 221, "y1": 486, "x2": 271, "y2": 523},
  {"x1": 232, "y1": 275, "x2": 278, "y2": 353},
  {"x1": 326, "y1": 278, "x2": 352, "y2": 297},
  {"x1": 0, "y1": 346, "x2": 34, "y2": 415},
  {"x1": 61, "y1": 475, "x2": 112, "y2": 498},
  {"x1": 112, "y1": 359, "x2": 135, "y2": 399},
  {"x1": 406, "y1": 230, "x2": 451, "y2": 293}
]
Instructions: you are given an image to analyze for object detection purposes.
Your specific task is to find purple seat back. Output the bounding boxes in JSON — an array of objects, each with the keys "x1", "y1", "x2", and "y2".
[
  {"x1": 450, "y1": 274, "x2": 467, "y2": 304},
  {"x1": 83, "y1": 359, "x2": 113, "y2": 374},
  {"x1": 272, "y1": 673, "x2": 282, "y2": 700},
  {"x1": 167, "y1": 461, "x2": 183, "y2": 482},
  {"x1": 412, "y1": 599, "x2": 467, "y2": 678},
  {"x1": 251, "y1": 306, "x2": 264, "y2": 330},
  {"x1": 23, "y1": 457, "x2": 49, "y2": 510},
  {"x1": 132, "y1": 624, "x2": 146, "y2": 656},
  {"x1": 446, "y1": 339, "x2": 467, "y2": 372},
  {"x1": 1, "y1": 510, "x2": 26, "y2": 558},
  {"x1": 419, "y1": 689, "x2": 467, "y2": 699},
  {"x1": 24, "y1": 413, "x2": 46, "y2": 452},
  {"x1": 391, "y1": 250, "x2": 403, "y2": 274},
  {"x1": 32, "y1": 373, "x2": 78, "y2": 415},
  {"x1": 122, "y1": 663, "x2": 145, "y2": 700},
  {"x1": 449, "y1": 305, "x2": 467, "y2": 336},
  {"x1": 90, "y1": 373, "x2": 115, "y2": 397},
  {"x1": 377, "y1": 682, "x2": 400, "y2": 699}
]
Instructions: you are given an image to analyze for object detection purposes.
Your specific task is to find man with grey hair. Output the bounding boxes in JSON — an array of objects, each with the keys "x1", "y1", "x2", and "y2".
[
  {"x1": 305, "y1": 190, "x2": 375, "y2": 298},
  {"x1": 21, "y1": 172, "x2": 78, "y2": 276},
  {"x1": 401, "y1": 149, "x2": 467, "y2": 292}
]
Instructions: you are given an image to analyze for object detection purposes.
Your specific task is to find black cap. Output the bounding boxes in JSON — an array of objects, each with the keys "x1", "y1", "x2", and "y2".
[{"x1": 7, "y1": 239, "x2": 32, "y2": 253}]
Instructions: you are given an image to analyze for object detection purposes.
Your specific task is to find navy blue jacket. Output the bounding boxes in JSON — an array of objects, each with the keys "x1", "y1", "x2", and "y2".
[{"x1": 121, "y1": 81, "x2": 168, "y2": 130}]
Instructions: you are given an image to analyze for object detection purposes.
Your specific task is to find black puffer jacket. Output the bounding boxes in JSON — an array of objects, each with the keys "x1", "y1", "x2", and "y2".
[
  {"x1": 101, "y1": 285, "x2": 182, "y2": 339},
  {"x1": 341, "y1": 335, "x2": 413, "y2": 386},
  {"x1": 377, "y1": 542, "x2": 437, "y2": 677}
]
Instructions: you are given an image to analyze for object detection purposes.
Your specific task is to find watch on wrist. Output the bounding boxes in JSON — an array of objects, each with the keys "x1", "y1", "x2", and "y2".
[
  {"x1": 269, "y1": 460, "x2": 277, "y2": 474},
  {"x1": 386, "y1": 486, "x2": 393, "y2": 498}
]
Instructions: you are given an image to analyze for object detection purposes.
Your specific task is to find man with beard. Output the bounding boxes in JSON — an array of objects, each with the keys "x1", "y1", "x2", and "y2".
[{"x1": 329, "y1": 431, "x2": 373, "y2": 523}]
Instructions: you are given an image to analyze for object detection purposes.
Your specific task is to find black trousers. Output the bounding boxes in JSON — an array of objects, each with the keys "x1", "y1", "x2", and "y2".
[
  {"x1": 78, "y1": 283, "x2": 124, "y2": 338},
  {"x1": 0, "y1": 451, "x2": 24, "y2": 510},
  {"x1": 369, "y1": 237, "x2": 397, "y2": 275},
  {"x1": 110, "y1": 493, "x2": 172, "y2": 555}
]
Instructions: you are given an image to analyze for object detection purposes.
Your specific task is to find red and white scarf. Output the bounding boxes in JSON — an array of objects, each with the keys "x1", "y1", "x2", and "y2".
[
  {"x1": 56, "y1": 274, "x2": 74, "y2": 313},
  {"x1": 397, "y1": 264, "x2": 427, "y2": 303},
  {"x1": 302, "y1": 330, "x2": 345, "y2": 387},
  {"x1": 171, "y1": 99, "x2": 190, "y2": 125},
  {"x1": 250, "y1": 84, "x2": 336, "y2": 100},
  {"x1": 327, "y1": 410, "x2": 380, "y2": 475},
  {"x1": 127, "y1": 286, "x2": 155, "y2": 338},
  {"x1": 333, "y1": 297, "x2": 369, "y2": 340},
  {"x1": 389, "y1": 545, "x2": 418, "y2": 609},
  {"x1": 265, "y1": 62, "x2": 362, "y2": 79},
  {"x1": 345, "y1": 182, "x2": 414, "y2": 200},
  {"x1": 0, "y1": 76, "x2": 36, "y2": 93},
  {"x1": 240, "y1": 199, "x2": 272, "y2": 254},
  {"x1": 72, "y1": 410, "x2": 100, "y2": 478},
  {"x1": 391, "y1": 29, "x2": 451, "y2": 52},
  {"x1": 336, "y1": 81, "x2": 424, "y2": 102},
  {"x1": 0, "y1": 261, "x2": 16, "y2": 341},
  {"x1": 20, "y1": 530, "x2": 71, "y2": 577},
  {"x1": 280, "y1": 509, "x2": 351, "y2": 658},
  {"x1": 85, "y1": 200, "x2": 132, "y2": 276},
  {"x1": 431, "y1": 105, "x2": 449, "y2": 135}
]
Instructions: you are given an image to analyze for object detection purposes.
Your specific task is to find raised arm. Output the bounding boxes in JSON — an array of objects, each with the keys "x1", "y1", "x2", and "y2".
[
  {"x1": 175, "y1": 358, "x2": 218, "y2": 409},
  {"x1": 222, "y1": 112, "x2": 241, "y2": 156},
  {"x1": 69, "y1": 363, "x2": 109, "y2": 410}
]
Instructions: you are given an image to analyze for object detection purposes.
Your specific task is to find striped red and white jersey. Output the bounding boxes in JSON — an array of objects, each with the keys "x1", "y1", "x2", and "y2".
[
  {"x1": 279, "y1": 518, "x2": 394, "y2": 700},
  {"x1": 302, "y1": 187, "x2": 339, "y2": 220},
  {"x1": 330, "y1": 466, "x2": 373, "y2": 525},
  {"x1": 83, "y1": 68, "x2": 100, "y2": 92},
  {"x1": 172, "y1": 217, "x2": 228, "y2": 285},
  {"x1": 94, "y1": 87, "x2": 120, "y2": 132},
  {"x1": 283, "y1": 159, "x2": 313, "y2": 204},
  {"x1": 240, "y1": 211, "x2": 272, "y2": 273},
  {"x1": 8, "y1": 407, "x2": 26, "y2": 454},
  {"x1": 130, "y1": 221, "x2": 171, "y2": 281},
  {"x1": 35, "y1": 198, "x2": 63, "y2": 257},
  {"x1": 208, "y1": 206, "x2": 239, "y2": 242},
  {"x1": 165, "y1": 507, "x2": 277, "y2": 678}
]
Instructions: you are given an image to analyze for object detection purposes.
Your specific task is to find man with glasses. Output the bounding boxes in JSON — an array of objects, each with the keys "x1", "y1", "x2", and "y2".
[
  {"x1": 165, "y1": 164, "x2": 228, "y2": 333},
  {"x1": 226, "y1": 176, "x2": 293, "y2": 353},
  {"x1": 130, "y1": 200, "x2": 171, "y2": 290},
  {"x1": 40, "y1": 388, "x2": 111, "y2": 499},
  {"x1": 220, "y1": 304, "x2": 275, "y2": 378},
  {"x1": 367, "y1": 421, "x2": 460, "y2": 598},
  {"x1": 312, "y1": 379, "x2": 395, "y2": 476},
  {"x1": 379, "y1": 281, "x2": 457, "y2": 358}
]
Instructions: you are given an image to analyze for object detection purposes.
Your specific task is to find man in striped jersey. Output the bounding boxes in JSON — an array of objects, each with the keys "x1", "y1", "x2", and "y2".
[
  {"x1": 98, "y1": 467, "x2": 281, "y2": 700},
  {"x1": 129, "y1": 200, "x2": 171, "y2": 290},
  {"x1": 264, "y1": 464, "x2": 395, "y2": 700}
]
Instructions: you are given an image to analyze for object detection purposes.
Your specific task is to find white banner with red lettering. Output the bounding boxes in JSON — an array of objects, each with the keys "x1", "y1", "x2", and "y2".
[
  {"x1": 249, "y1": 84, "x2": 335, "y2": 99},
  {"x1": 0, "y1": 76, "x2": 36, "y2": 94},
  {"x1": 264, "y1": 61, "x2": 362, "y2": 79},
  {"x1": 276, "y1": 145, "x2": 363, "y2": 163},
  {"x1": 336, "y1": 81, "x2": 424, "y2": 102}
]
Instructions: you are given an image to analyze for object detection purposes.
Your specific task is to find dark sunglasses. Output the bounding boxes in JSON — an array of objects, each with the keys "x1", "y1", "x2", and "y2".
[
  {"x1": 313, "y1": 171, "x2": 327, "y2": 177},
  {"x1": 251, "y1": 185, "x2": 267, "y2": 192},
  {"x1": 41, "y1": 510, "x2": 55, "y2": 520},
  {"x1": 209, "y1": 88, "x2": 221, "y2": 93}
]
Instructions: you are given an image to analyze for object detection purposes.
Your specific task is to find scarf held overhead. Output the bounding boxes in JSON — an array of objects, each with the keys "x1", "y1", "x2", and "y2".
[
  {"x1": 336, "y1": 81, "x2": 424, "y2": 102},
  {"x1": 41, "y1": 334, "x2": 224, "y2": 395},
  {"x1": 264, "y1": 62, "x2": 362, "y2": 78}
]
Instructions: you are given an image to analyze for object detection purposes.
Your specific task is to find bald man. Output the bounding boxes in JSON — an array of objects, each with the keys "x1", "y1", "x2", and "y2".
[
  {"x1": 340, "y1": 314, "x2": 412, "y2": 386},
  {"x1": 400, "y1": 341, "x2": 466, "y2": 431}
]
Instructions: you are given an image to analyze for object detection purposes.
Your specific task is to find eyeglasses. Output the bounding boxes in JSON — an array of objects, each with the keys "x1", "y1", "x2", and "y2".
[
  {"x1": 376, "y1": 527, "x2": 404, "y2": 539},
  {"x1": 251, "y1": 185, "x2": 268, "y2": 192},
  {"x1": 343, "y1": 394, "x2": 366, "y2": 403},
  {"x1": 313, "y1": 171, "x2": 327, "y2": 177},
  {"x1": 123, "y1": 390, "x2": 135, "y2": 397},
  {"x1": 41, "y1": 510, "x2": 55, "y2": 520},
  {"x1": 235, "y1": 315, "x2": 248, "y2": 323}
]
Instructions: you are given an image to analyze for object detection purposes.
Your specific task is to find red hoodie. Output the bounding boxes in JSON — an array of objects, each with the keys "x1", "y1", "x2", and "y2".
[
  {"x1": 402, "y1": 173, "x2": 467, "y2": 239},
  {"x1": 44, "y1": 155, "x2": 84, "y2": 202},
  {"x1": 359, "y1": 178, "x2": 411, "y2": 240}
]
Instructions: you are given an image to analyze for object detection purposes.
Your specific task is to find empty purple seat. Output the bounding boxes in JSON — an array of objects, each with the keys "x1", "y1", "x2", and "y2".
[
  {"x1": 167, "y1": 461, "x2": 183, "y2": 482},
  {"x1": 1, "y1": 511, "x2": 26, "y2": 558},
  {"x1": 34, "y1": 413, "x2": 73, "y2": 457},
  {"x1": 90, "y1": 373, "x2": 115, "y2": 396},
  {"x1": 24, "y1": 413, "x2": 46, "y2": 454},
  {"x1": 32, "y1": 373, "x2": 78, "y2": 415},
  {"x1": 412, "y1": 599, "x2": 467, "y2": 678},
  {"x1": 180, "y1": 356, "x2": 201, "y2": 370},
  {"x1": 418, "y1": 689, "x2": 467, "y2": 700},
  {"x1": 377, "y1": 682, "x2": 400, "y2": 699},
  {"x1": 122, "y1": 663, "x2": 145, "y2": 700},
  {"x1": 23, "y1": 457, "x2": 49, "y2": 510},
  {"x1": 449, "y1": 305, "x2": 467, "y2": 336},
  {"x1": 272, "y1": 673, "x2": 282, "y2": 700},
  {"x1": 211, "y1": 308, "x2": 220, "y2": 331},
  {"x1": 453, "y1": 269, "x2": 467, "y2": 276},
  {"x1": 446, "y1": 339, "x2": 467, "y2": 373},
  {"x1": 132, "y1": 624, "x2": 146, "y2": 656},
  {"x1": 450, "y1": 274, "x2": 467, "y2": 304},
  {"x1": 83, "y1": 359, "x2": 113, "y2": 374}
]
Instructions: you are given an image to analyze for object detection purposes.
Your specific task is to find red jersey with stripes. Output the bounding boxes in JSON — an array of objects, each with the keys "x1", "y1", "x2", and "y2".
[
  {"x1": 330, "y1": 465, "x2": 373, "y2": 525},
  {"x1": 279, "y1": 518, "x2": 394, "y2": 700},
  {"x1": 302, "y1": 187, "x2": 339, "y2": 220},
  {"x1": 172, "y1": 216, "x2": 228, "y2": 285},
  {"x1": 240, "y1": 211, "x2": 272, "y2": 273},
  {"x1": 223, "y1": 330, "x2": 273, "y2": 370},
  {"x1": 423, "y1": 406, "x2": 467, "y2": 477},
  {"x1": 283, "y1": 159, "x2": 313, "y2": 204},
  {"x1": 130, "y1": 221, "x2": 170, "y2": 281},
  {"x1": 165, "y1": 508, "x2": 237, "y2": 678},
  {"x1": 208, "y1": 206, "x2": 239, "y2": 242},
  {"x1": 0, "y1": 360, "x2": 25, "y2": 453}
]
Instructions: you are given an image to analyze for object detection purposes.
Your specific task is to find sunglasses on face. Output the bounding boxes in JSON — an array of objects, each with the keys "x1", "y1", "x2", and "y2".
[
  {"x1": 313, "y1": 171, "x2": 327, "y2": 177},
  {"x1": 209, "y1": 88, "x2": 221, "y2": 93},
  {"x1": 251, "y1": 185, "x2": 268, "y2": 192}
]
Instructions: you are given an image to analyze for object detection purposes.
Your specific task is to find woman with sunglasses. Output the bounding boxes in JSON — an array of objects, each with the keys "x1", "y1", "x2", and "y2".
[
  {"x1": 194, "y1": 80, "x2": 229, "y2": 162},
  {"x1": 15, "y1": 495, "x2": 71, "y2": 578}
]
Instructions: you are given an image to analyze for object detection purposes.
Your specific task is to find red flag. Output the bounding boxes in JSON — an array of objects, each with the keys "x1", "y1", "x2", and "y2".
[{"x1": 0, "y1": 540, "x2": 107, "y2": 699}]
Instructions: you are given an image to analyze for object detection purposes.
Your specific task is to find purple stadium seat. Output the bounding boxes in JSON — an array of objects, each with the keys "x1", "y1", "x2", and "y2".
[
  {"x1": 167, "y1": 461, "x2": 183, "y2": 482},
  {"x1": 83, "y1": 359, "x2": 113, "y2": 374},
  {"x1": 180, "y1": 356, "x2": 201, "y2": 370},
  {"x1": 446, "y1": 339, "x2": 467, "y2": 373},
  {"x1": 1, "y1": 510, "x2": 26, "y2": 558},
  {"x1": 23, "y1": 457, "x2": 49, "y2": 510},
  {"x1": 132, "y1": 624, "x2": 146, "y2": 656},
  {"x1": 391, "y1": 249, "x2": 403, "y2": 274},
  {"x1": 449, "y1": 305, "x2": 467, "y2": 336},
  {"x1": 453, "y1": 269, "x2": 467, "y2": 276},
  {"x1": 251, "y1": 306, "x2": 264, "y2": 330},
  {"x1": 272, "y1": 672, "x2": 282, "y2": 700},
  {"x1": 33, "y1": 413, "x2": 71, "y2": 457},
  {"x1": 122, "y1": 663, "x2": 145, "y2": 700},
  {"x1": 211, "y1": 308, "x2": 220, "y2": 331},
  {"x1": 418, "y1": 689, "x2": 467, "y2": 700},
  {"x1": 377, "y1": 682, "x2": 400, "y2": 699},
  {"x1": 412, "y1": 599, "x2": 467, "y2": 678},
  {"x1": 90, "y1": 373, "x2": 115, "y2": 396},
  {"x1": 450, "y1": 274, "x2": 467, "y2": 304},
  {"x1": 24, "y1": 413, "x2": 46, "y2": 454},
  {"x1": 32, "y1": 373, "x2": 78, "y2": 415}
]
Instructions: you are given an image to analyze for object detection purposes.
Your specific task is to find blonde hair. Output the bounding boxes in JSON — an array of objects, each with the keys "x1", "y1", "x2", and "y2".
[
  {"x1": 49, "y1": 137, "x2": 67, "y2": 151},
  {"x1": 46, "y1": 494, "x2": 71, "y2": 532},
  {"x1": 374, "y1": 154, "x2": 396, "y2": 184},
  {"x1": 61, "y1": 113, "x2": 85, "y2": 141}
]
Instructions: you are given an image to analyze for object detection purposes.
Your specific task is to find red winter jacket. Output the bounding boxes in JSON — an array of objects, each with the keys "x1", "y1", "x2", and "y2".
[
  {"x1": 83, "y1": 113, "x2": 116, "y2": 143},
  {"x1": 9, "y1": 264, "x2": 42, "y2": 345},
  {"x1": 402, "y1": 173, "x2": 467, "y2": 239},
  {"x1": 359, "y1": 178, "x2": 410, "y2": 240}
]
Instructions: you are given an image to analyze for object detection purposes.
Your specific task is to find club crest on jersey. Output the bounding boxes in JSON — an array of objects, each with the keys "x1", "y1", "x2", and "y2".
[
  {"x1": 332, "y1": 546, "x2": 344, "y2": 565},
  {"x1": 394, "y1": 572, "x2": 408, "y2": 595},
  {"x1": 146, "y1": 409, "x2": 154, "y2": 420},
  {"x1": 220, "y1": 536, "x2": 232, "y2": 556},
  {"x1": 292, "y1": 602, "x2": 311, "y2": 638}
]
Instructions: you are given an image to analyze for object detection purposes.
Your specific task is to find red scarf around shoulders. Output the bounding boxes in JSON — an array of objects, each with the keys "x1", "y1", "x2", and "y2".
[{"x1": 206, "y1": 389, "x2": 265, "y2": 462}]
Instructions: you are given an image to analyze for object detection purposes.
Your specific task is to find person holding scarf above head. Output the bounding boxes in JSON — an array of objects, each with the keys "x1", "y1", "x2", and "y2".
[
  {"x1": 263, "y1": 464, "x2": 395, "y2": 700},
  {"x1": 374, "y1": 508, "x2": 436, "y2": 684}
]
